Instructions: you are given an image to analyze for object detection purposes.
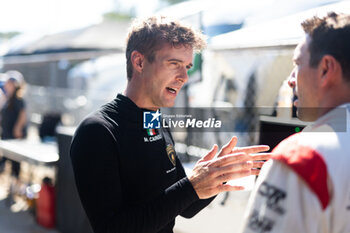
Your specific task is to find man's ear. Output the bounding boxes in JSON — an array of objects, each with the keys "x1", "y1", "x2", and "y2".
[
  {"x1": 131, "y1": 51, "x2": 144, "y2": 74},
  {"x1": 318, "y1": 55, "x2": 341, "y2": 87}
]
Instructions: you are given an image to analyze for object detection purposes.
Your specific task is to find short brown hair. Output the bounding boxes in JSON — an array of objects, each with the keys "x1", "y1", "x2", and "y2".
[
  {"x1": 302, "y1": 12, "x2": 350, "y2": 82},
  {"x1": 125, "y1": 15, "x2": 206, "y2": 80}
]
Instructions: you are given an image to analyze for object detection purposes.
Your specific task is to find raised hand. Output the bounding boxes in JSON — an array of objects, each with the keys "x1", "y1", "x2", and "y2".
[
  {"x1": 188, "y1": 137, "x2": 271, "y2": 199},
  {"x1": 189, "y1": 144, "x2": 252, "y2": 199},
  {"x1": 217, "y1": 137, "x2": 271, "y2": 175}
]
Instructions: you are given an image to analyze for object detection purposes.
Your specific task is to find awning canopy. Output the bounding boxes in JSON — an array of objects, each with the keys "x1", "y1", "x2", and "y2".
[
  {"x1": 210, "y1": 1, "x2": 350, "y2": 50},
  {"x1": 3, "y1": 20, "x2": 131, "y2": 56}
]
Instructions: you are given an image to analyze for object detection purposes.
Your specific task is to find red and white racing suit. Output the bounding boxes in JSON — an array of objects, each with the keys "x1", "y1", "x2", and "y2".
[{"x1": 240, "y1": 103, "x2": 350, "y2": 233}]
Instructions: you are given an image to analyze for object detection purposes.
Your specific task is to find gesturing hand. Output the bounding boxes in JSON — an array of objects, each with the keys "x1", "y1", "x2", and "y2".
[
  {"x1": 188, "y1": 137, "x2": 271, "y2": 199},
  {"x1": 217, "y1": 136, "x2": 271, "y2": 175}
]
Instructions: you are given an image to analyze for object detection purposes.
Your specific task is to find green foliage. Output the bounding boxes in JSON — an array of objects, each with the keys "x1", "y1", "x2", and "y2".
[
  {"x1": 0, "y1": 32, "x2": 20, "y2": 40},
  {"x1": 161, "y1": 0, "x2": 189, "y2": 5},
  {"x1": 187, "y1": 53, "x2": 201, "y2": 76},
  {"x1": 103, "y1": 11, "x2": 134, "y2": 21}
]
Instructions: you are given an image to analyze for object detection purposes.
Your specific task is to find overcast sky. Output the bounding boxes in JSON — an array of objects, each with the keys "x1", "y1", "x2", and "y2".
[
  {"x1": 0, "y1": 0, "x2": 345, "y2": 35},
  {"x1": 0, "y1": 0, "x2": 158, "y2": 34}
]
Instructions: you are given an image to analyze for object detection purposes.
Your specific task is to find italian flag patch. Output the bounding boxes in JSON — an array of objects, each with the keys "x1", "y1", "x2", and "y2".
[{"x1": 146, "y1": 128, "x2": 157, "y2": 136}]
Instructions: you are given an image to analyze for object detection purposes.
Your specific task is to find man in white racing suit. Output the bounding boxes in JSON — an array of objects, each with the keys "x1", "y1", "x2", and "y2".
[{"x1": 240, "y1": 12, "x2": 350, "y2": 233}]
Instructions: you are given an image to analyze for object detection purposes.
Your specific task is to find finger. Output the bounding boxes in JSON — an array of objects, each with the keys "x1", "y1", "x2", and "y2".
[
  {"x1": 250, "y1": 169, "x2": 261, "y2": 176},
  {"x1": 249, "y1": 153, "x2": 272, "y2": 161},
  {"x1": 215, "y1": 161, "x2": 253, "y2": 177},
  {"x1": 219, "y1": 185, "x2": 245, "y2": 192},
  {"x1": 200, "y1": 144, "x2": 218, "y2": 162},
  {"x1": 215, "y1": 168, "x2": 252, "y2": 183},
  {"x1": 211, "y1": 152, "x2": 249, "y2": 167},
  {"x1": 252, "y1": 161, "x2": 265, "y2": 169},
  {"x1": 233, "y1": 145, "x2": 270, "y2": 154},
  {"x1": 218, "y1": 136, "x2": 238, "y2": 157}
]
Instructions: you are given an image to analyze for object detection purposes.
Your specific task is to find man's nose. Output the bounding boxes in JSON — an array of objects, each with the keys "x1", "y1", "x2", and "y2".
[
  {"x1": 176, "y1": 67, "x2": 189, "y2": 83},
  {"x1": 288, "y1": 70, "x2": 296, "y2": 88}
]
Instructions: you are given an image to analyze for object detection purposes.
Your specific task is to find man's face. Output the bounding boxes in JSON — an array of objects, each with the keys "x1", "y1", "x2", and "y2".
[
  {"x1": 288, "y1": 35, "x2": 320, "y2": 121},
  {"x1": 141, "y1": 44, "x2": 193, "y2": 109}
]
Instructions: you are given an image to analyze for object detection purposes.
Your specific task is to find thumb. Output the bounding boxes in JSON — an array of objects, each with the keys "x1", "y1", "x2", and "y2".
[
  {"x1": 201, "y1": 144, "x2": 218, "y2": 162},
  {"x1": 218, "y1": 136, "x2": 238, "y2": 157}
]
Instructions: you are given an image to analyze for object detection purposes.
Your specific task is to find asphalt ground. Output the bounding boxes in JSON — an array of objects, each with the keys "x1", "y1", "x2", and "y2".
[{"x1": 0, "y1": 159, "x2": 59, "y2": 233}]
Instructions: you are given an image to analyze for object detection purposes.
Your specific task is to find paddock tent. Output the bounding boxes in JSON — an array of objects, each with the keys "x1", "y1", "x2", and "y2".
[{"x1": 210, "y1": 0, "x2": 350, "y2": 50}]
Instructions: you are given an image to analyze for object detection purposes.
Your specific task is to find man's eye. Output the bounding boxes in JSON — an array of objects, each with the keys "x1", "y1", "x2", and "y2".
[{"x1": 170, "y1": 62, "x2": 181, "y2": 69}]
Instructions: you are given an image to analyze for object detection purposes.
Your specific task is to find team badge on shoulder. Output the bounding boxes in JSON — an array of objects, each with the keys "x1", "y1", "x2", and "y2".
[{"x1": 166, "y1": 144, "x2": 176, "y2": 166}]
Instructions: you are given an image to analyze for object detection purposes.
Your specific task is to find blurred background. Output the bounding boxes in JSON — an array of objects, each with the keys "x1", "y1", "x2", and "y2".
[{"x1": 0, "y1": 0, "x2": 349, "y2": 232}]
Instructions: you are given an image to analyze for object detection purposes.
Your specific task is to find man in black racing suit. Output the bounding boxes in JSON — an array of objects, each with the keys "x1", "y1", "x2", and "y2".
[{"x1": 70, "y1": 16, "x2": 270, "y2": 233}]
